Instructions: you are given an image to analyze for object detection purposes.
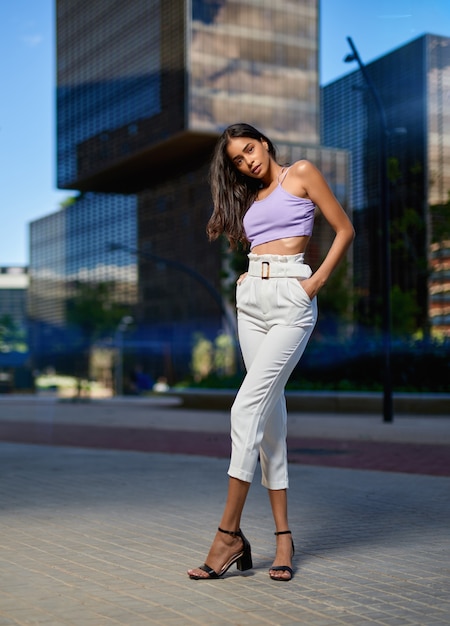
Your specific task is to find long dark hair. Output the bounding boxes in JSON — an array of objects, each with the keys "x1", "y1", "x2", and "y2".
[{"x1": 207, "y1": 123, "x2": 278, "y2": 249}]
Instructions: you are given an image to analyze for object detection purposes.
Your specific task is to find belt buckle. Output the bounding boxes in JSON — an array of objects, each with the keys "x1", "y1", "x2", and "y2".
[{"x1": 261, "y1": 261, "x2": 270, "y2": 279}]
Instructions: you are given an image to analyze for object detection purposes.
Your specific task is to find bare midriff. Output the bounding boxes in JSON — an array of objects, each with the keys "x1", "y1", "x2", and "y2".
[{"x1": 251, "y1": 236, "x2": 310, "y2": 256}]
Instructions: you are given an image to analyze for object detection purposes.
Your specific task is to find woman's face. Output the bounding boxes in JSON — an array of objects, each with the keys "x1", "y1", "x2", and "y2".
[{"x1": 226, "y1": 136, "x2": 271, "y2": 179}]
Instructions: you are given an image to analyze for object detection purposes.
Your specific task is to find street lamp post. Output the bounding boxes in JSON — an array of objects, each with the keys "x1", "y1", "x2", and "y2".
[{"x1": 344, "y1": 36, "x2": 393, "y2": 423}]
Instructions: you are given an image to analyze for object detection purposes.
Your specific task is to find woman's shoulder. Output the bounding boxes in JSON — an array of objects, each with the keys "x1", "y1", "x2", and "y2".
[
  {"x1": 288, "y1": 159, "x2": 327, "y2": 188},
  {"x1": 283, "y1": 160, "x2": 322, "y2": 197},
  {"x1": 288, "y1": 159, "x2": 319, "y2": 177}
]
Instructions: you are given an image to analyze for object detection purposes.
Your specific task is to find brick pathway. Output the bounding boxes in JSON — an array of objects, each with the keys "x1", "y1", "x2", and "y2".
[
  {"x1": 0, "y1": 442, "x2": 449, "y2": 626},
  {"x1": 0, "y1": 419, "x2": 449, "y2": 477},
  {"x1": 1, "y1": 397, "x2": 450, "y2": 625}
]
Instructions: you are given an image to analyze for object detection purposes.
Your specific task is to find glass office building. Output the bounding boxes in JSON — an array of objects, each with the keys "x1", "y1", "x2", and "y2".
[
  {"x1": 322, "y1": 34, "x2": 450, "y2": 335},
  {"x1": 28, "y1": 193, "x2": 137, "y2": 369},
  {"x1": 28, "y1": 0, "x2": 350, "y2": 381},
  {"x1": 56, "y1": 0, "x2": 319, "y2": 193}
]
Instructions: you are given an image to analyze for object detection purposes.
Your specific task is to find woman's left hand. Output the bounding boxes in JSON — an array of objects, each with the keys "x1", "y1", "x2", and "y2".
[{"x1": 298, "y1": 277, "x2": 319, "y2": 300}]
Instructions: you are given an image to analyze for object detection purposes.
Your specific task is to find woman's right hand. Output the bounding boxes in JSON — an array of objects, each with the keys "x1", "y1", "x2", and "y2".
[{"x1": 237, "y1": 272, "x2": 248, "y2": 285}]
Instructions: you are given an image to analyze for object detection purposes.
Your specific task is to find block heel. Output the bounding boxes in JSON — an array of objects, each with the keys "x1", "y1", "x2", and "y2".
[
  {"x1": 188, "y1": 527, "x2": 253, "y2": 579},
  {"x1": 235, "y1": 529, "x2": 253, "y2": 571}
]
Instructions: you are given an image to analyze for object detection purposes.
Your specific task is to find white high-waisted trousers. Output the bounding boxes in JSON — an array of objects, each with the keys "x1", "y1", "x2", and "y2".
[{"x1": 228, "y1": 253, "x2": 318, "y2": 490}]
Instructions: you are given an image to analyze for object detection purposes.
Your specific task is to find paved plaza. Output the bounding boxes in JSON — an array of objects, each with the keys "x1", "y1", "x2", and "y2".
[{"x1": 0, "y1": 396, "x2": 449, "y2": 625}]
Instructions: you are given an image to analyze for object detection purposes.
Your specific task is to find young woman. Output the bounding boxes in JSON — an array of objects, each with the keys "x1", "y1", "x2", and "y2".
[{"x1": 187, "y1": 123, "x2": 354, "y2": 582}]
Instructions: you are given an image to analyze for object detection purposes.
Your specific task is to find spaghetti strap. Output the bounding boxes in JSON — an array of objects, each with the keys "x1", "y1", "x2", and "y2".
[{"x1": 278, "y1": 166, "x2": 290, "y2": 185}]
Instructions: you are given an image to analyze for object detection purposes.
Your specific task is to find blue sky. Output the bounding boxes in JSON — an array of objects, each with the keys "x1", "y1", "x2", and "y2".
[{"x1": 1, "y1": 0, "x2": 449, "y2": 266}]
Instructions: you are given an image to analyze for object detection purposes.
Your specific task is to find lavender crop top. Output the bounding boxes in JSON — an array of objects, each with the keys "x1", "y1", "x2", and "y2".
[{"x1": 243, "y1": 169, "x2": 315, "y2": 249}]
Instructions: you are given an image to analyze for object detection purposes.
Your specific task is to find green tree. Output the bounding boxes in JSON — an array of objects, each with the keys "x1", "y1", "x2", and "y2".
[
  {"x1": 316, "y1": 260, "x2": 354, "y2": 338},
  {"x1": 317, "y1": 260, "x2": 353, "y2": 319},
  {"x1": 221, "y1": 240, "x2": 248, "y2": 301},
  {"x1": 67, "y1": 281, "x2": 129, "y2": 341},
  {"x1": 390, "y1": 285, "x2": 420, "y2": 337},
  {"x1": 66, "y1": 281, "x2": 131, "y2": 381},
  {"x1": 0, "y1": 314, "x2": 27, "y2": 352},
  {"x1": 190, "y1": 333, "x2": 214, "y2": 381},
  {"x1": 59, "y1": 195, "x2": 79, "y2": 209}
]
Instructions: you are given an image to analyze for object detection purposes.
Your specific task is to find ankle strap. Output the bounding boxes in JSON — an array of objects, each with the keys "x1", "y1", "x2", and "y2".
[
  {"x1": 218, "y1": 526, "x2": 241, "y2": 537},
  {"x1": 274, "y1": 530, "x2": 292, "y2": 536}
]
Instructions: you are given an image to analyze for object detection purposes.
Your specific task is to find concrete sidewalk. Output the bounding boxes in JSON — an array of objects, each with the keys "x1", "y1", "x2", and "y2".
[{"x1": 0, "y1": 441, "x2": 449, "y2": 626}]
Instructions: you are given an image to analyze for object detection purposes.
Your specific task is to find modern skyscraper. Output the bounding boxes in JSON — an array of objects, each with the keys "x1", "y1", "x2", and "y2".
[
  {"x1": 322, "y1": 34, "x2": 450, "y2": 336},
  {"x1": 56, "y1": 0, "x2": 321, "y2": 193}
]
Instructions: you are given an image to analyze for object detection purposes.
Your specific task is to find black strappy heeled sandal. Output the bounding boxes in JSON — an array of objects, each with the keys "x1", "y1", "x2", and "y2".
[
  {"x1": 188, "y1": 527, "x2": 253, "y2": 580},
  {"x1": 269, "y1": 530, "x2": 295, "y2": 581}
]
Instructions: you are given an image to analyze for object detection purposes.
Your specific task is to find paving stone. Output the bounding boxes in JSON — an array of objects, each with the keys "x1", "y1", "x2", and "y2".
[{"x1": 0, "y1": 396, "x2": 449, "y2": 626}]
